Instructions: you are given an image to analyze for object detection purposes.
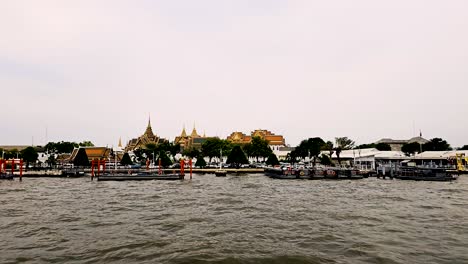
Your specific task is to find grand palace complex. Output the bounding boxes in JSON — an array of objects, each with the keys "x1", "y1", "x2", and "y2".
[{"x1": 124, "y1": 118, "x2": 288, "y2": 152}]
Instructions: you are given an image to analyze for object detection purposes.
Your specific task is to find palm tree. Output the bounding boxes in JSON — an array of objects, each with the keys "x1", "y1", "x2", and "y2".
[
  {"x1": 322, "y1": 141, "x2": 334, "y2": 165},
  {"x1": 335, "y1": 137, "x2": 355, "y2": 167}
]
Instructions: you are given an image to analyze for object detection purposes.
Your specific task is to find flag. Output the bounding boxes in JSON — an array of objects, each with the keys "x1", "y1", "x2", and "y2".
[{"x1": 419, "y1": 130, "x2": 422, "y2": 137}]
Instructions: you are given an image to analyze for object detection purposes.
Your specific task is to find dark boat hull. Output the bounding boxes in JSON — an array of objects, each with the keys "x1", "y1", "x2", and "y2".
[
  {"x1": 215, "y1": 170, "x2": 227, "y2": 177},
  {"x1": 311, "y1": 168, "x2": 363, "y2": 180},
  {"x1": 396, "y1": 167, "x2": 458, "y2": 181},
  {"x1": 396, "y1": 175, "x2": 457, "y2": 181},
  {"x1": 264, "y1": 168, "x2": 310, "y2": 179},
  {"x1": 0, "y1": 174, "x2": 14, "y2": 180},
  {"x1": 97, "y1": 173, "x2": 184, "y2": 181}
]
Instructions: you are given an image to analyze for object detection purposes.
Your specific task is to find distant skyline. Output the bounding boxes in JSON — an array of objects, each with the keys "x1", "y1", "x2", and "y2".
[{"x1": 1, "y1": 1, "x2": 467, "y2": 148}]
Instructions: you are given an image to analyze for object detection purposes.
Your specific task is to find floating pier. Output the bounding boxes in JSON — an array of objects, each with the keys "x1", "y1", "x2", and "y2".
[
  {"x1": 92, "y1": 158, "x2": 192, "y2": 181},
  {"x1": 97, "y1": 173, "x2": 184, "y2": 181},
  {"x1": 0, "y1": 159, "x2": 23, "y2": 181}
]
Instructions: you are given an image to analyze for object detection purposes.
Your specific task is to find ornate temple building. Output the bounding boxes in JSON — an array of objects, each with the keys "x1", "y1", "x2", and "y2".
[
  {"x1": 125, "y1": 118, "x2": 167, "y2": 152},
  {"x1": 69, "y1": 147, "x2": 112, "y2": 162},
  {"x1": 227, "y1": 129, "x2": 286, "y2": 150},
  {"x1": 174, "y1": 125, "x2": 211, "y2": 150}
]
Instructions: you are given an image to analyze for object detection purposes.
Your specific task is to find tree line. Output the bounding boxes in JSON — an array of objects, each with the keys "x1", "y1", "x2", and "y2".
[{"x1": 287, "y1": 136, "x2": 460, "y2": 167}]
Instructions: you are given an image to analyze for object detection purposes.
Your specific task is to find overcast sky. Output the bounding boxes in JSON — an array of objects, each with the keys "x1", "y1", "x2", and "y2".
[{"x1": 1, "y1": 0, "x2": 467, "y2": 148}]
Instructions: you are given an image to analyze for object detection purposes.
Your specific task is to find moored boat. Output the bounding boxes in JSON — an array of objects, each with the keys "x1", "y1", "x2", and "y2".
[
  {"x1": 0, "y1": 173, "x2": 14, "y2": 180},
  {"x1": 396, "y1": 167, "x2": 458, "y2": 181},
  {"x1": 215, "y1": 170, "x2": 227, "y2": 177},
  {"x1": 264, "y1": 166, "x2": 310, "y2": 179},
  {"x1": 311, "y1": 167, "x2": 363, "y2": 180},
  {"x1": 97, "y1": 172, "x2": 184, "y2": 181}
]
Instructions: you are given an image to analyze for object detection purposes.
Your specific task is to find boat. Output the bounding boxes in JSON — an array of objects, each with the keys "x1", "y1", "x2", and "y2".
[
  {"x1": 0, "y1": 173, "x2": 14, "y2": 180},
  {"x1": 215, "y1": 149, "x2": 227, "y2": 177},
  {"x1": 309, "y1": 168, "x2": 327, "y2": 180},
  {"x1": 313, "y1": 167, "x2": 363, "y2": 180},
  {"x1": 97, "y1": 172, "x2": 184, "y2": 181},
  {"x1": 264, "y1": 166, "x2": 310, "y2": 179},
  {"x1": 396, "y1": 167, "x2": 458, "y2": 181}
]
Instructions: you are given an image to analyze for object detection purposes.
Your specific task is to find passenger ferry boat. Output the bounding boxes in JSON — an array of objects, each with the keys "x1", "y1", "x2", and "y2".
[
  {"x1": 264, "y1": 166, "x2": 310, "y2": 179},
  {"x1": 396, "y1": 167, "x2": 458, "y2": 181},
  {"x1": 311, "y1": 167, "x2": 363, "y2": 180}
]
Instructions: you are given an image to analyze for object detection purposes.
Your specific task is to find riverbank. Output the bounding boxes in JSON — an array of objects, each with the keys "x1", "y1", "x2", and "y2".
[{"x1": 12, "y1": 168, "x2": 265, "y2": 177}]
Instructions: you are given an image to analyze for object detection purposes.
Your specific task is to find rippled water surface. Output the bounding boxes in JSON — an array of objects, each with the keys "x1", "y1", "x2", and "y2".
[{"x1": 1, "y1": 175, "x2": 468, "y2": 264}]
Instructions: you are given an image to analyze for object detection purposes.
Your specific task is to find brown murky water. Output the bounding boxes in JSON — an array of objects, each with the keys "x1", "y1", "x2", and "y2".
[{"x1": 1, "y1": 175, "x2": 467, "y2": 264}]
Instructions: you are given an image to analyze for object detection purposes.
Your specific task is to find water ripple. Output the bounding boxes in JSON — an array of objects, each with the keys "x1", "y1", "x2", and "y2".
[{"x1": 1, "y1": 176, "x2": 468, "y2": 264}]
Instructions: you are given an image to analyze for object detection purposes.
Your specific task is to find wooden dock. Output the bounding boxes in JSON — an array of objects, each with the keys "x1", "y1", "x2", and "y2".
[{"x1": 97, "y1": 173, "x2": 185, "y2": 181}]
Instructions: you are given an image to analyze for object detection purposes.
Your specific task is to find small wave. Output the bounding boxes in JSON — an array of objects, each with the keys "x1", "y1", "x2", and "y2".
[{"x1": 169, "y1": 255, "x2": 336, "y2": 264}]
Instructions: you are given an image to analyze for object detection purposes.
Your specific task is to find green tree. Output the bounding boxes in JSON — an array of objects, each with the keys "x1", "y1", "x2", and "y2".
[
  {"x1": 169, "y1": 143, "x2": 181, "y2": 157},
  {"x1": 195, "y1": 155, "x2": 207, "y2": 168},
  {"x1": 183, "y1": 148, "x2": 200, "y2": 159},
  {"x1": 286, "y1": 150, "x2": 298, "y2": 164},
  {"x1": 133, "y1": 149, "x2": 145, "y2": 164},
  {"x1": 307, "y1": 137, "x2": 325, "y2": 167},
  {"x1": 375, "y1": 143, "x2": 391, "y2": 151},
  {"x1": 401, "y1": 142, "x2": 421, "y2": 156},
  {"x1": 265, "y1": 153, "x2": 280, "y2": 166},
  {"x1": 120, "y1": 152, "x2": 133, "y2": 166},
  {"x1": 45, "y1": 141, "x2": 79, "y2": 154},
  {"x1": 226, "y1": 145, "x2": 249, "y2": 168},
  {"x1": 157, "y1": 150, "x2": 173, "y2": 168},
  {"x1": 3, "y1": 149, "x2": 19, "y2": 159},
  {"x1": 423, "y1": 138, "x2": 451, "y2": 151},
  {"x1": 320, "y1": 154, "x2": 333, "y2": 166},
  {"x1": 79, "y1": 141, "x2": 94, "y2": 147},
  {"x1": 21, "y1": 147, "x2": 38, "y2": 169},
  {"x1": 459, "y1": 145, "x2": 468, "y2": 150},
  {"x1": 356, "y1": 143, "x2": 375, "y2": 149},
  {"x1": 322, "y1": 141, "x2": 334, "y2": 161},
  {"x1": 46, "y1": 155, "x2": 57, "y2": 167},
  {"x1": 73, "y1": 148, "x2": 89, "y2": 167},
  {"x1": 294, "y1": 140, "x2": 309, "y2": 161},
  {"x1": 144, "y1": 143, "x2": 157, "y2": 159},
  {"x1": 335, "y1": 137, "x2": 355, "y2": 167},
  {"x1": 293, "y1": 138, "x2": 325, "y2": 166},
  {"x1": 245, "y1": 136, "x2": 272, "y2": 162},
  {"x1": 201, "y1": 138, "x2": 226, "y2": 163}
]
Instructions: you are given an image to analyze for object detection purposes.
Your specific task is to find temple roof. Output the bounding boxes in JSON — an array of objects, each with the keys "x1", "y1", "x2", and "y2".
[
  {"x1": 144, "y1": 117, "x2": 155, "y2": 138},
  {"x1": 70, "y1": 147, "x2": 111, "y2": 161},
  {"x1": 191, "y1": 125, "x2": 199, "y2": 137},
  {"x1": 180, "y1": 126, "x2": 187, "y2": 137}
]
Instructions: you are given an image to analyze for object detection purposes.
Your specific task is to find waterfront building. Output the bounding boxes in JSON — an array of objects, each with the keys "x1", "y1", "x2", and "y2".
[
  {"x1": 323, "y1": 148, "x2": 468, "y2": 170},
  {"x1": 375, "y1": 136, "x2": 429, "y2": 151},
  {"x1": 125, "y1": 117, "x2": 168, "y2": 152},
  {"x1": 174, "y1": 125, "x2": 212, "y2": 150},
  {"x1": 69, "y1": 147, "x2": 112, "y2": 162},
  {"x1": 226, "y1": 129, "x2": 287, "y2": 150},
  {"x1": 327, "y1": 148, "x2": 407, "y2": 170},
  {"x1": 411, "y1": 150, "x2": 468, "y2": 168},
  {"x1": 56, "y1": 154, "x2": 71, "y2": 166}
]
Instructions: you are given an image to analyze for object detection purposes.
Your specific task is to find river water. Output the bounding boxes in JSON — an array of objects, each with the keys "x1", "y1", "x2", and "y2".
[{"x1": 1, "y1": 175, "x2": 467, "y2": 264}]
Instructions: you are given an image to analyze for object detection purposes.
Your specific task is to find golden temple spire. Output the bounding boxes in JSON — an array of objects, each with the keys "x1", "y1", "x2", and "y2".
[
  {"x1": 144, "y1": 114, "x2": 154, "y2": 137},
  {"x1": 118, "y1": 137, "x2": 122, "y2": 148},
  {"x1": 191, "y1": 123, "x2": 199, "y2": 137},
  {"x1": 181, "y1": 124, "x2": 187, "y2": 137},
  {"x1": 147, "y1": 113, "x2": 151, "y2": 128}
]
